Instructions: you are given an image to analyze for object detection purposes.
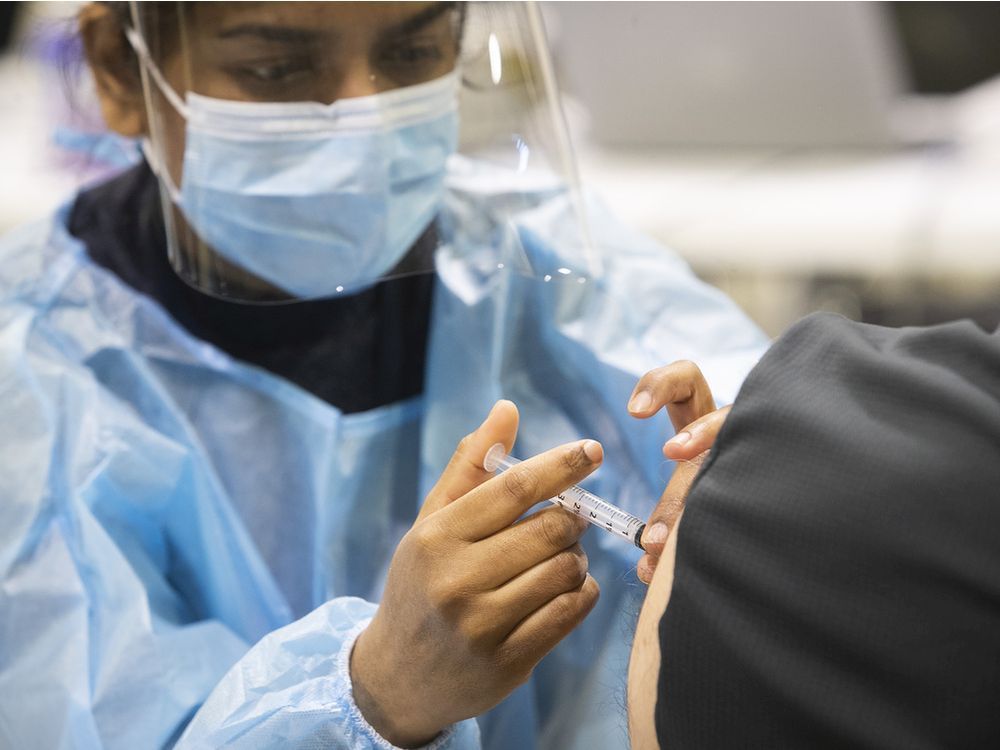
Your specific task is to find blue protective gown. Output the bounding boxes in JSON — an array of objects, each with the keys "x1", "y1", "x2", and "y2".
[{"x1": 0, "y1": 158, "x2": 768, "y2": 749}]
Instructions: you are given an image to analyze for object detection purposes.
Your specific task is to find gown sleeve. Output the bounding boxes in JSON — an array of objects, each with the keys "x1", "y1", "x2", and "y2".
[
  {"x1": 0, "y1": 304, "x2": 479, "y2": 750},
  {"x1": 176, "y1": 599, "x2": 480, "y2": 749}
]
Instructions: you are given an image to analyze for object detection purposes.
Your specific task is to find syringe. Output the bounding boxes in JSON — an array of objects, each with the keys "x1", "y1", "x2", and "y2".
[{"x1": 484, "y1": 443, "x2": 646, "y2": 549}]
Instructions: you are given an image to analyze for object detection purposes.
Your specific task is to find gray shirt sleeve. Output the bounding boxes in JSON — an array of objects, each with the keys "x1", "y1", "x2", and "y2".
[{"x1": 657, "y1": 312, "x2": 1000, "y2": 749}]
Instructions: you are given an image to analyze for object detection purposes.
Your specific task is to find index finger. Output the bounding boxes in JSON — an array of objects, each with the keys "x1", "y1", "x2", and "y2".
[
  {"x1": 438, "y1": 439, "x2": 604, "y2": 541},
  {"x1": 628, "y1": 360, "x2": 716, "y2": 432}
]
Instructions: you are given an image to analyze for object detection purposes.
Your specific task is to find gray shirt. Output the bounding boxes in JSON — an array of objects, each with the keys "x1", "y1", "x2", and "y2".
[{"x1": 658, "y1": 312, "x2": 1000, "y2": 748}]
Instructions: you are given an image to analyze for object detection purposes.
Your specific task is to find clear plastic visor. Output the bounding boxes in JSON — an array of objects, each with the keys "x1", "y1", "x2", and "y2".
[{"x1": 126, "y1": 1, "x2": 597, "y2": 303}]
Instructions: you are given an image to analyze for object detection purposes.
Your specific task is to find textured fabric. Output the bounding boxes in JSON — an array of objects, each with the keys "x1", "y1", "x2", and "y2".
[
  {"x1": 658, "y1": 312, "x2": 1000, "y2": 749},
  {"x1": 179, "y1": 598, "x2": 478, "y2": 749},
  {"x1": 0, "y1": 158, "x2": 768, "y2": 749}
]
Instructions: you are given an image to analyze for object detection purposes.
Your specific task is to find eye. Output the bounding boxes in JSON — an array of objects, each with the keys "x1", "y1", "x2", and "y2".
[
  {"x1": 384, "y1": 42, "x2": 443, "y2": 66},
  {"x1": 228, "y1": 57, "x2": 314, "y2": 85},
  {"x1": 377, "y1": 37, "x2": 453, "y2": 84}
]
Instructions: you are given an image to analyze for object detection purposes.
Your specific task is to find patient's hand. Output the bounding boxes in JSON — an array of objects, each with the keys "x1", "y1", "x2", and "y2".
[{"x1": 627, "y1": 361, "x2": 729, "y2": 583}]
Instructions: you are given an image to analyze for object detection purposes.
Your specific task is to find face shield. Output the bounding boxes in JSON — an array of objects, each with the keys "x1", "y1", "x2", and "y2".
[{"x1": 125, "y1": 1, "x2": 598, "y2": 303}]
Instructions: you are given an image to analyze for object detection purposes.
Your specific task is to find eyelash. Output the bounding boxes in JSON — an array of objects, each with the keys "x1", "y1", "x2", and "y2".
[
  {"x1": 380, "y1": 42, "x2": 445, "y2": 67},
  {"x1": 230, "y1": 59, "x2": 313, "y2": 85}
]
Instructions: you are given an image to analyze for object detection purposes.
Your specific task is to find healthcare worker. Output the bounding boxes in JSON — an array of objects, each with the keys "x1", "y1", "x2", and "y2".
[{"x1": 0, "y1": 2, "x2": 768, "y2": 748}]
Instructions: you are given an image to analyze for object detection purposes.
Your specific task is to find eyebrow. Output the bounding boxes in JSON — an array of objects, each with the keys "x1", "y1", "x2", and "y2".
[
  {"x1": 384, "y1": 2, "x2": 457, "y2": 37},
  {"x1": 216, "y1": 25, "x2": 324, "y2": 44},
  {"x1": 215, "y1": 3, "x2": 456, "y2": 45}
]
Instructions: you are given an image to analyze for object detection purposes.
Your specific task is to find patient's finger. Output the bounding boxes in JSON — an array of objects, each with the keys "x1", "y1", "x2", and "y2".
[
  {"x1": 663, "y1": 405, "x2": 731, "y2": 459},
  {"x1": 628, "y1": 360, "x2": 716, "y2": 431}
]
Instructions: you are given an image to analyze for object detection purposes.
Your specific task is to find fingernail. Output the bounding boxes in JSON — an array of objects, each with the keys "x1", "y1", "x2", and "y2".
[
  {"x1": 583, "y1": 440, "x2": 603, "y2": 463},
  {"x1": 637, "y1": 555, "x2": 653, "y2": 584},
  {"x1": 667, "y1": 431, "x2": 691, "y2": 447},
  {"x1": 628, "y1": 391, "x2": 652, "y2": 413},
  {"x1": 644, "y1": 522, "x2": 669, "y2": 547}
]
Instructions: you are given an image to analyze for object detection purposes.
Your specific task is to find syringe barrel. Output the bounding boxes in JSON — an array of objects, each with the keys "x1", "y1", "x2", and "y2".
[
  {"x1": 553, "y1": 486, "x2": 646, "y2": 548},
  {"x1": 483, "y1": 443, "x2": 646, "y2": 549}
]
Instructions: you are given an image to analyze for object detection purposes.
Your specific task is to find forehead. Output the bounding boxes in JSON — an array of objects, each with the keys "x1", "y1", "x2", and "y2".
[{"x1": 186, "y1": 2, "x2": 446, "y2": 38}]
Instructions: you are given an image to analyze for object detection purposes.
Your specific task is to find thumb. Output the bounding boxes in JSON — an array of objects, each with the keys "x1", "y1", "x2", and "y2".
[{"x1": 418, "y1": 399, "x2": 519, "y2": 520}]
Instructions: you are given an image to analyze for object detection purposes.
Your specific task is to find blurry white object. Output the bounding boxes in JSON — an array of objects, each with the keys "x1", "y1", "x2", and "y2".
[
  {"x1": 0, "y1": 53, "x2": 80, "y2": 231},
  {"x1": 953, "y1": 74, "x2": 1000, "y2": 159},
  {"x1": 0, "y1": 2, "x2": 133, "y2": 232},
  {"x1": 543, "y1": 1, "x2": 952, "y2": 148}
]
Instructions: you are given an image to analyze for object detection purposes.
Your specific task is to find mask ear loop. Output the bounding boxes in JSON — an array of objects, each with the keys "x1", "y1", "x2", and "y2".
[
  {"x1": 123, "y1": 24, "x2": 186, "y2": 204},
  {"x1": 123, "y1": 25, "x2": 189, "y2": 118}
]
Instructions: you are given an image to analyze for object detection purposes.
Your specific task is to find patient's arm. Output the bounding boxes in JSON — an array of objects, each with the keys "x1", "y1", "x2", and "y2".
[{"x1": 627, "y1": 513, "x2": 681, "y2": 750}]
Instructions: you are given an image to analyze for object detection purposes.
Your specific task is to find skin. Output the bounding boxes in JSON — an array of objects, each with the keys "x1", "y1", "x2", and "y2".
[
  {"x1": 627, "y1": 513, "x2": 681, "y2": 750},
  {"x1": 352, "y1": 401, "x2": 601, "y2": 745}
]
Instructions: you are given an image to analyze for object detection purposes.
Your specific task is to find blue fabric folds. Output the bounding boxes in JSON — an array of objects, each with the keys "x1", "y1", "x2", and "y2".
[{"x1": 0, "y1": 161, "x2": 767, "y2": 749}]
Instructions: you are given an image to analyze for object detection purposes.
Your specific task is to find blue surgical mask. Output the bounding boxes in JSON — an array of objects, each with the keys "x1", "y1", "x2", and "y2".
[{"x1": 127, "y1": 28, "x2": 459, "y2": 298}]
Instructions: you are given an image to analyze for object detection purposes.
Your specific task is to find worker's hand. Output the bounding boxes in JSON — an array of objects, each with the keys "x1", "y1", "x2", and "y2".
[
  {"x1": 351, "y1": 400, "x2": 601, "y2": 747},
  {"x1": 627, "y1": 361, "x2": 730, "y2": 583}
]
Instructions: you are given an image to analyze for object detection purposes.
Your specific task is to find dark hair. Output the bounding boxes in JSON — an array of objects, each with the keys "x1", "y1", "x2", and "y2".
[{"x1": 97, "y1": 1, "x2": 179, "y2": 80}]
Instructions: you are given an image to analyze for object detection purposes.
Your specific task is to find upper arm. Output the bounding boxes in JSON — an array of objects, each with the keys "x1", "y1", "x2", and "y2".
[{"x1": 628, "y1": 514, "x2": 682, "y2": 750}]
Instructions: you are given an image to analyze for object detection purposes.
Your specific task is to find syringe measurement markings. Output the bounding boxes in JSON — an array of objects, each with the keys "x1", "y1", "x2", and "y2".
[
  {"x1": 558, "y1": 491, "x2": 637, "y2": 538},
  {"x1": 484, "y1": 443, "x2": 646, "y2": 549}
]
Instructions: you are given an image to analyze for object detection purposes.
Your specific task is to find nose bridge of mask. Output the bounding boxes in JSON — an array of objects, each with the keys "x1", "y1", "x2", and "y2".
[{"x1": 184, "y1": 75, "x2": 459, "y2": 142}]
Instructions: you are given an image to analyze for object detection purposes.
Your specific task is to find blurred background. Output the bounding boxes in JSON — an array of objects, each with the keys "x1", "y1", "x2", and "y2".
[{"x1": 2, "y1": 1, "x2": 999, "y2": 337}]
